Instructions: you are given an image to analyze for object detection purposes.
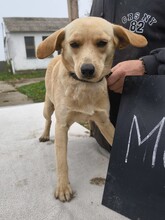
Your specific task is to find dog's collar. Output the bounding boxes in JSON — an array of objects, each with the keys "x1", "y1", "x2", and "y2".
[{"x1": 69, "y1": 72, "x2": 112, "y2": 83}]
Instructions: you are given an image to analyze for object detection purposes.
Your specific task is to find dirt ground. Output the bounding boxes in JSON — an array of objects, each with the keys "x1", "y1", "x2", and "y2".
[{"x1": 0, "y1": 78, "x2": 44, "y2": 107}]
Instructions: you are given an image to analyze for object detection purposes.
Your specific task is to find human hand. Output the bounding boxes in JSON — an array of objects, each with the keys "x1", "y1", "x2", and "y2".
[{"x1": 107, "y1": 60, "x2": 145, "y2": 93}]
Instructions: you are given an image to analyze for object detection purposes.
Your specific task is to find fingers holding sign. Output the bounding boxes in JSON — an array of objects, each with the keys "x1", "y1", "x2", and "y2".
[{"x1": 107, "y1": 60, "x2": 145, "y2": 93}]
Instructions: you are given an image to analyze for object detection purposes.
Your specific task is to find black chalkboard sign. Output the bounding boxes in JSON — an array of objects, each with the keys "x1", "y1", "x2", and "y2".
[{"x1": 102, "y1": 76, "x2": 165, "y2": 220}]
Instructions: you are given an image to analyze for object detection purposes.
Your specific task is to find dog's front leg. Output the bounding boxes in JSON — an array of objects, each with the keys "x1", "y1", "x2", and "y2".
[
  {"x1": 93, "y1": 112, "x2": 115, "y2": 146},
  {"x1": 54, "y1": 122, "x2": 73, "y2": 202},
  {"x1": 97, "y1": 120, "x2": 115, "y2": 146}
]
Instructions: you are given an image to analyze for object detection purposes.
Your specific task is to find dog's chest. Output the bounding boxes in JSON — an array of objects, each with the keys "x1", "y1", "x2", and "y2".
[{"x1": 64, "y1": 82, "x2": 109, "y2": 116}]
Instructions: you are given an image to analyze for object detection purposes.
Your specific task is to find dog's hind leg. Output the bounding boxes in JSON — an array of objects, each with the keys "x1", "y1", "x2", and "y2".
[{"x1": 39, "y1": 95, "x2": 54, "y2": 142}]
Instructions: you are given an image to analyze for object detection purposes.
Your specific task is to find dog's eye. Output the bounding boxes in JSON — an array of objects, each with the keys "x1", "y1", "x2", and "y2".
[
  {"x1": 97, "y1": 41, "x2": 107, "y2": 48},
  {"x1": 70, "y1": 42, "x2": 80, "y2": 48}
]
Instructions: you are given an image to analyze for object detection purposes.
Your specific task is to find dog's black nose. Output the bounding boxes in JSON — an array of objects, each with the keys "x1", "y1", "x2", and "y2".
[{"x1": 81, "y1": 64, "x2": 95, "y2": 78}]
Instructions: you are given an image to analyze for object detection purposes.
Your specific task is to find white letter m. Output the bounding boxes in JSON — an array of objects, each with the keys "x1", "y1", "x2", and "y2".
[{"x1": 125, "y1": 115, "x2": 165, "y2": 167}]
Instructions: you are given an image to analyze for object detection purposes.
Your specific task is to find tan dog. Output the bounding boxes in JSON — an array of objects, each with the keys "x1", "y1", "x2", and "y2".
[{"x1": 37, "y1": 17, "x2": 147, "y2": 202}]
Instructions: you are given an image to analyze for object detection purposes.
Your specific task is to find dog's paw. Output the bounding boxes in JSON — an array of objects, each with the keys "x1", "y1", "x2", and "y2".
[
  {"x1": 39, "y1": 135, "x2": 50, "y2": 142},
  {"x1": 54, "y1": 183, "x2": 74, "y2": 202}
]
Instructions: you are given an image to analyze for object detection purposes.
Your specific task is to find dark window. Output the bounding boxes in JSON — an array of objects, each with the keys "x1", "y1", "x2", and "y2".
[
  {"x1": 42, "y1": 36, "x2": 48, "y2": 41},
  {"x1": 24, "y1": 36, "x2": 35, "y2": 58}
]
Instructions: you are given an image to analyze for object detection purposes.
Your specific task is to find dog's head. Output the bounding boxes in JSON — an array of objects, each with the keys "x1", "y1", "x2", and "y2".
[{"x1": 37, "y1": 17, "x2": 147, "y2": 82}]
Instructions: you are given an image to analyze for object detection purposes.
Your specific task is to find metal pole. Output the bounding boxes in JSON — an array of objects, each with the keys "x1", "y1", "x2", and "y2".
[{"x1": 67, "y1": 0, "x2": 79, "y2": 22}]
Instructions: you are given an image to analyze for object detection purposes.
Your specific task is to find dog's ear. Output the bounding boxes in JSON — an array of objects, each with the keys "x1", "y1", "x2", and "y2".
[
  {"x1": 113, "y1": 24, "x2": 148, "y2": 49},
  {"x1": 37, "y1": 28, "x2": 65, "y2": 59}
]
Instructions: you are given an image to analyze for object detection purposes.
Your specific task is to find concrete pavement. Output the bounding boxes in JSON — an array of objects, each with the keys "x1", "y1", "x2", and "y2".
[
  {"x1": 0, "y1": 103, "x2": 128, "y2": 220},
  {"x1": 0, "y1": 81, "x2": 33, "y2": 107},
  {"x1": 0, "y1": 78, "x2": 44, "y2": 107}
]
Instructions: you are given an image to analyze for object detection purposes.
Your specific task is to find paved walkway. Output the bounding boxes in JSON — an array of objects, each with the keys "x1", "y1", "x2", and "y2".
[
  {"x1": 0, "y1": 78, "x2": 44, "y2": 107},
  {"x1": 0, "y1": 78, "x2": 128, "y2": 219},
  {"x1": 0, "y1": 103, "x2": 128, "y2": 220}
]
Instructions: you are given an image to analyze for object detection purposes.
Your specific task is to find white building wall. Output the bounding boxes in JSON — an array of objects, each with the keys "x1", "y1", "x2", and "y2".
[
  {"x1": 0, "y1": 22, "x2": 5, "y2": 61},
  {"x1": 6, "y1": 32, "x2": 57, "y2": 72}
]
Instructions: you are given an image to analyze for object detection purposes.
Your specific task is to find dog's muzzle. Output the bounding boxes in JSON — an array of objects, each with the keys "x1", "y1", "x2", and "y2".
[{"x1": 81, "y1": 63, "x2": 95, "y2": 79}]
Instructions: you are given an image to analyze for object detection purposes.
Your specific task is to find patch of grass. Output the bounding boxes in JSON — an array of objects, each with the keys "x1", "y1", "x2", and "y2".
[
  {"x1": 17, "y1": 81, "x2": 45, "y2": 102},
  {"x1": 0, "y1": 70, "x2": 45, "y2": 81},
  {"x1": 79, "y1": 121, "x2": 90, "y2": 130}
]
